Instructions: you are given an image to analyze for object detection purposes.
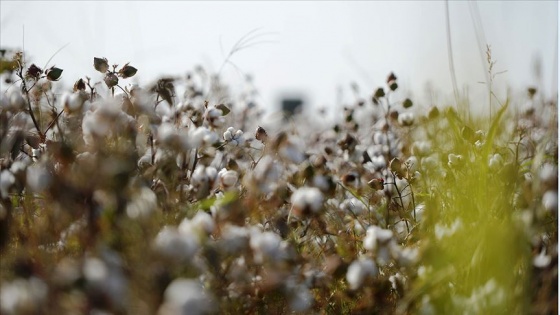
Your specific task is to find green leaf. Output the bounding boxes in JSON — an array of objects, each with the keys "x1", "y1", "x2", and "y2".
[
  {"x1": 215, "y1": 103, "x2": 231, "y2": 116},
  {"x1": 374, "y1": 87, "x2": 385, "y2": 98}
]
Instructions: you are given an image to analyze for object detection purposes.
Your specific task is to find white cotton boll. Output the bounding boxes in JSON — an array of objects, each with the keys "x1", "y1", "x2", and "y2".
[
  {"x1": 533, "y1": 248, "x2": 552, "y2": 268},
  {"x1": 0, "y1": 277, "x2": 48, "y2": 315},
  {"x1": 370, "y1": 154, "x2": 387, "y2": 170},
  {"x1": 10, "y1": 160, "x2": 29, "y2": 176},
  {"x1": 219, "y1": 168, "x2": 238, "y2": 189},
  {"x1": 542, "y1": 190, "x2": 558, "y2": 213},
  {"x1": 191, "y1": 165, "x2": 209, "y2": 187},
  {"x1": 154, "y1": 226, "x2": 200, "y2": 260},
  {"x1": 389, "y1": 273, "x2": 405, "y2": 291},
  {"x1": 346, "y1": 258, "x2": 378, "y2": 290},
  {"x1": 66, "y1": 93, "x2": 86, "y2": 113},
  {"x1": 155, "y1": 101, "x2": 173, "y2": 119},
  {"x1": 539, "y1": 163, "x2": 557, "y2": 186},
  {"x1": 398, "y1": 112, "x2": 415, "y2": 126},
  {"x1": 158, "y1": 123, "x2": 177, "y2": 144},
  {"x1": 289, "y1": 284, "x2": 314, "y2": 312},
  {"x1": 126, "y1": 187, "x2": 157, "y2": 219},
  {"x1": 191, "y1": 127, "x2": 218, "y2": 148},
  {"x1": 234, "y1": 129, "x2": 243, "y2": 138},
  {"x1": 190, "y1": 211, "x2": 215, "y2": 235},
  {"x1": 223, "y1": 130, "x2": 233, "y2": 142},
  {"x1": 398, "y1": 247, "x2": 419, "y2": 267},
  {"x1": 158, "y1": 279, "x2": 216, "y2": 315},
  {"x1": 291, "y1": 187, "x2": 324, "y2": 215},
  {"x1": 203, "y1": 131, "x2": 219, "y2": 145},
  {"x1": 205, "y1": 167, "x2": 218, "y2": 181},
  {"x1": 83, "y1": 257, "x2": 108, "y2": 283},
  {"x1": 412, "y1": 141, "x2": 432, "y2": 156},
  {"x1": 373, "y1": 131, "x2": 388, "y2": 145},
  {"x1": 220, "y1": 224, "x2": 250, "y2": 253},
  {"x1": 394, "y1": 220, "x2": 408, "y2": 241},
  {"x1": 0, "y1": 170, "x2": 15, "y2": 199},
  {"x1": 363, "y1": 225, "x2": 394, "y2": 251},
  {"x1": 26, "y1": 164, "x2": 51, "y2": 193},
  {"x1": 312, "y1": 175, "x2": 330, "y2": 191},
  {"x1": 249, "y1": 230, "x2": 284, "y2": 264}
]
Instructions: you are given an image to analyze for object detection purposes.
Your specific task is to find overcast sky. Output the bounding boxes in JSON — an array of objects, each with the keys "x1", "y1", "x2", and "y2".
[{"x1": 1, "y1": 1, "x2": 557, "y2": 115}]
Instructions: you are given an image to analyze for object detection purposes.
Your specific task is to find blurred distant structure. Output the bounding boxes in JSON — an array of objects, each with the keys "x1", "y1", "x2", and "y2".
[{"x1": 281, "y1": 96, "x2": 304, "y2": 118}]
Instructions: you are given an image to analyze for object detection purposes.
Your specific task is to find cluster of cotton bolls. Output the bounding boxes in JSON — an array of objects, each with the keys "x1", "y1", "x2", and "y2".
[{"x1": 0, "y1": 54, "x2": 556, "y2": 315}]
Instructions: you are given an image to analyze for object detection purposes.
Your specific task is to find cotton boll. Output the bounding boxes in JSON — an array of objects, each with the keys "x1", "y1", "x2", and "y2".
[
  {"x1": 346, "y1": 258, "x2": 378, "y2": 290},
  {"x1": 542, "y1": 190, "x2": 558, "y2": 213},
  {"x1": 288, "y1": 284, "x2": 314, "y2": 312},
  {"x1": 398, "y1": 112, "x2": 414, "y2": 126},
  {"x1": 533, "y1": 248, "x2": 552, "y2": 268},
  {"x1": 412, "y1": 141, "x2": 432, "y2": 156},
  {"x1": 158, "y1": 279, "x2": 216, "y2": 315},
  {"x1": 154, "y1": 226, "x2": 200, "y2": 260},
  {"x1": 126, "y1": 186, "x2": 157, "y2": 219},
  {"x1": 398, "y1": 247, "x2": 420, "y2": 267},
  {"x1": 363, "y1": 225, "x2": 394, "y2": 252},
  {"x1": 249, "y1": 230, "x2": 286, "y2": 264},
  {"x1": 223, "y1": 130, "x2": 233, "y2": 142},
  {"x1": 291, "y1": 187, "x2": 324, "y2": 217},
  {"x1": 218, "y1": 168, "x2": 239, "y2": 189},
  {"x1": 539, "y1": 163, "x2": 557, "y2": 187},
  {"x1": 26, "y1": 164, "x2": 51, "y2": 193},
  {"x1": 220, "y1": 224, "x2": 250, "y2": 253},
  {"x1": 0, "y1": 170, "x2": 15, "y2": 199},
  {"x1": 0, "y1": 277, "x2": 48, "y2": 315},
  {"x1": 190, "y1": 211, "x2": 215, "y2": 235},
  {"x1": 370, "y1": 154, "x2": 387, "y2": 170},
  {"x1": 83, "y1": 251, "x2": 128, "y2": 311}
]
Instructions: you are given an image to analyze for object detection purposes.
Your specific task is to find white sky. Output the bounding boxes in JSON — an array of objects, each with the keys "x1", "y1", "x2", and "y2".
[{"x1": 1, "y1": 1, "x2": 558, "y2": 115}]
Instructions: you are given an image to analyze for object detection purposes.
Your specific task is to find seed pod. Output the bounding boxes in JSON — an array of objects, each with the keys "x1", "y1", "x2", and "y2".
[
  {"x1": 118, "y1": 63, "x2": 138, "y2": 78},
  {"x1": 94, "y1": 57, "x2": 109, "y2": 73},
  {"x1": 104, "y1": 72, "x2": 119, "y2": 88},
  {"x1": 45, "y1": 66, "x2": 63, "y2": 81},
  {"x1": 255, "y1": 126, "x2": 268, "y2": 143},
  {"x1": 368, "y1": 178, "x2": 385, "y2": 190},
  {"x1": 25, "y1": 64, "x2": 43, "y2": 80},
  {"x1": 73, "y1": 78, "x2": 86, "y2": 92}
]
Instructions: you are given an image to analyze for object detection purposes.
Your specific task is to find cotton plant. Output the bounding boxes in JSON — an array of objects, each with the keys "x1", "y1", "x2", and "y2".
[{"x1": 0, "y1": 47, "x2": 556, "y2": 315}]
